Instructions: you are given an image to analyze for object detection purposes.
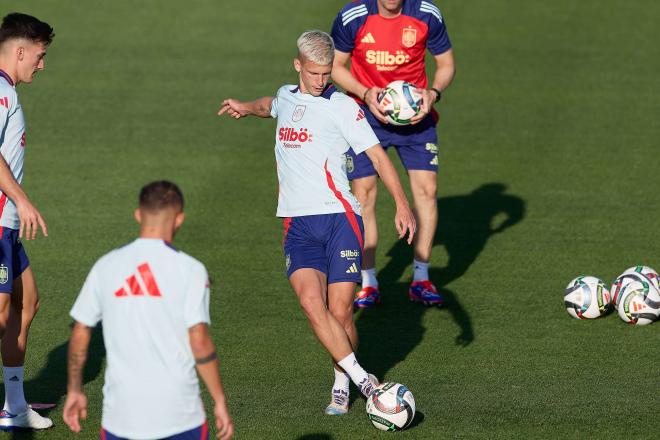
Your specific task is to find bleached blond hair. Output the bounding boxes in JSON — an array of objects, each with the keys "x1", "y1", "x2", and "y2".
[{"x1": 296, "y1": 30, "x2": 335, "y2": 65}]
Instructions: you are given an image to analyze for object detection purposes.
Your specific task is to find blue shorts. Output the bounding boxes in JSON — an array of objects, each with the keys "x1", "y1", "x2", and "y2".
[
  {"x1": 345, "y1": 104, "x2": 439, "y2": 180},
  {"x1": 0, "y1": 228, "x2": 30, "y2": 294},
  {"x1": 283, "y1": 213, "x2": 364, "y2": 284},
  {"x1": 100, "y1": 421, "x2": 209, "y2": 440}
]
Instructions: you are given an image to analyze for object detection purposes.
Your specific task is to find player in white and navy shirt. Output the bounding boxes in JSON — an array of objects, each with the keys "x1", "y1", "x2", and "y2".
[
  {"x1": 63, "y1": 181, "x2": 234, "y2": 440},
  {"x1": 219, "y1": 30, "x2": 416, "y2": 416},
  {"x1": 0, "y1": 13, "x2": 53, "y2": 431}
]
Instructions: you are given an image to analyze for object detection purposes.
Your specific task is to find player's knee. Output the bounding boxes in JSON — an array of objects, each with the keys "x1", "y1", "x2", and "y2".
[
  {"x1": 353, "y1": 181, "x2": 377, "y2": 208},
  {"x1": 298, "y1": 294, "x2": 323, "y2": 322},
  {"x1": 0, "y1": 300, "x2": 9, "y2": 336},
  {"x1": 412, "y1": 179, "x2": 437, "y2": 202},
  {"x1": 330, "y1": 304, "x2": 352, "y2": 327}
]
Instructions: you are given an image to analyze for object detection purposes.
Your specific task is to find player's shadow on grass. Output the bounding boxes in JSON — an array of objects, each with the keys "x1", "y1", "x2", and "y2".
[
  {"x1": 8, "y1": 324, "x2": 106, "y2": 439},
  {"x1": 356, "y1": 183, "x2": 525, "y2": 381}
]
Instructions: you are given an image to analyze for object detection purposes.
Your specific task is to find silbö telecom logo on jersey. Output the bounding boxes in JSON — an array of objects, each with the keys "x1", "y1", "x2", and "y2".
[{"x1": 279, "y1": 127, "x2": 313, "y2": 149}]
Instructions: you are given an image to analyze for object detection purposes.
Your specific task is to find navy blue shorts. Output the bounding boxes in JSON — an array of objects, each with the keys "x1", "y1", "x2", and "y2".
[
  {"x1": 100, "y1": 421, "x2": 209, "y2": 440},
  {"x1": 0, "y1": 228, "x2": 30, "y2": 294},
  {"x1": 345, "y1": 104, "x2": 439, "y2": 180},
  {"x1": 283, "y1": 213, "x2": 364, "y2": 284}
]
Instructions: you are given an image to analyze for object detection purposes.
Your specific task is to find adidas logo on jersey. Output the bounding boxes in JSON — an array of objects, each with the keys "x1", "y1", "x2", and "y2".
[
  {"x1": 346, "y1": 263, "x2": 358, "y2": 274},
  {"x1": 115, "y1": 263, "x2": 162, "y2": 298},
  {"x1": 355, "y1": 109, "x2": 365, "y2": 121},
  {"x1": 360, "y1": 33, "x2": 375, "y2": 44}
]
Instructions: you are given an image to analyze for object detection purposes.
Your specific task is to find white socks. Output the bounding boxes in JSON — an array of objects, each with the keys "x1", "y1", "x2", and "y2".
[
  {"x1": 361, "y1": 268, "x2": 378, "y2": 288},
  {"x1": 332, "y1": 367, "x2": 350, "y2": 392},
  {"x1": 413, "y1": 259, "x2": 429, "y2": 282},
  {"x1": 3, "y1": 366, "x2": 27, "y2": 414},
  {"x1": 337, "y1": 352, "x2": 369, "y2": 388}
]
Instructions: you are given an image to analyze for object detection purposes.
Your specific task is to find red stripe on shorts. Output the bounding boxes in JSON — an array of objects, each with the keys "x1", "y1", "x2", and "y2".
[
  {"x1": 200, "y1": 420, "x2": 209, "y2": 439},
  {"x1": 282, "y1": 217, "x2": 292, "y2": 244},
  {"x1": 323, "y1": 160, "x2": 363, "y2": 250},
  {"x1": 0, "y1": 193, "x2": 6, "y2": 237}
]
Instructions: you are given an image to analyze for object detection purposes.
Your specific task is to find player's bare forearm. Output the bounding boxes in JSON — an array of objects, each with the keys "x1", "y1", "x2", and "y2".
[
  {"x1": 431, "y1": 49, "x2": 455, "y2": 94},
  {"x1": 366, "y1": 146, "x2": 408, "y2": 207},
  {"x1": 67, "y1": 322, "x2": 92, "y2": 393},
  {"x1": 190, "y1": 323, "x2": 227, "y2": 404},
  {"x1": 218, "y1": 97, "x2": 273, "y2": 119},
  {"x1": 365, "y1": 145, "x2": 416, "y2": 243}
]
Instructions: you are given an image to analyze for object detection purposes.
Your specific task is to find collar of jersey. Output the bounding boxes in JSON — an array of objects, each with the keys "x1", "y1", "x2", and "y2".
[
  {"x1": 0, "y1": 69, "x2": 14, "y2": 86},
  {"x1": 289, "y1": 83, "x2": 336, "y2": 100}
]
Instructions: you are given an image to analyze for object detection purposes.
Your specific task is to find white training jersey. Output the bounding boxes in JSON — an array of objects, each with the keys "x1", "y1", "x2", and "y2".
[
  {"x1": 70, "y1": 238, "x2": 211, "y2": 439},
  {"x1": 270, "y1": 84, "x2": 379, "y2": 217},
  {"x1": 0, "y1": 70, "x2": 25, "y2": 230}
]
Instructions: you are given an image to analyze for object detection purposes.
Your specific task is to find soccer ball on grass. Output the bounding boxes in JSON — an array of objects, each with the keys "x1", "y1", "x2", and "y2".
[{"x1": 366, "y1": 382, "x2": 416, "y2": 431}]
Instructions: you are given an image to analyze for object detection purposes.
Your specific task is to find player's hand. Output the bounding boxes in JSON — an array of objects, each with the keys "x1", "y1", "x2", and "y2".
[
  {"x1": 214, "y1": 400, "x2": 234, "y2": 440},
  {"x1": 218, "y1": 99, "x2": 249, "y2": 120},
  {"x1": 363, "y1": 87, "x2": 390, "y2": 124},
  {"x1": 394, "y1": 204, "x2": 416, "y2": 245},
  {"x1": 62, "y1": 391, "x2": 88, "y2": 433},
  {"x1": 15, "y1": 197, "x2": 48, "y2": 240},
  {"x1": 410, "y1": 88, "x2": 436, "y2": 125}
]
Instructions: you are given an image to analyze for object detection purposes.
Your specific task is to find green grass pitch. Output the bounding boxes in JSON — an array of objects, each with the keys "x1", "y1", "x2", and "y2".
[{"x1": 2, "y1": 0, "x2": 659, "y2": 438}]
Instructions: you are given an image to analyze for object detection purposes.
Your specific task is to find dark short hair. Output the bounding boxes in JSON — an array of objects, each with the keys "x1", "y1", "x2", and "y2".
[
  {"x1": 139, "y1": 181, "x2": 184, "y2": 212},
  {"x1": 0, "y1": 13, "x2": 55, "y2": 47}
]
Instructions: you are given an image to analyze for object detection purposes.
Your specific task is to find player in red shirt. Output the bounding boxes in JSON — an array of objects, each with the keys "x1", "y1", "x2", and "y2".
[{"x1": 331, "y1": 0, "x2": 455, "y2": 308}]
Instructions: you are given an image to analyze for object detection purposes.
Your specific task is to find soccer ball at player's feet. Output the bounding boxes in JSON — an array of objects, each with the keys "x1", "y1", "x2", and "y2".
[
  {"x1": 409, "y1": 280, "x2": 444, "y2": 306},
  {"x1": 354, "y1": 286, "x2": 381, "y2": 308},
  {"x1": 366, "y1": 382, "x2": 416, "y2": 431}
]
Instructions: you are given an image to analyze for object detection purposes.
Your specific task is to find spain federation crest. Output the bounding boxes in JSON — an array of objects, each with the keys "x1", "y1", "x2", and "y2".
[
  {"x1": 0, "y1": 264, "x2": 8, "y2": 285},
  {"x1": 402, "y1": 27, "x2": 417, "y2": 48},
  {"x1": 292, "y1": 105, "x2": 306, "y2": 122}
]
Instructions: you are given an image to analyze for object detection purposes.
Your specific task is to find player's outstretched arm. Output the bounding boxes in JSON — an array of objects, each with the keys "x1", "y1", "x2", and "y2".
[
  {"x1": 332, "y1": 50, "x2": 389, "y2": 124},
  {"x1": 189, "y1": 323, "x2": 234, "y2": 440},
  {"x1": 217, "y1": 97, "x2": 274, "y2": 119},
  {"x1": 0, "y1": 157, "x2": 48, "y2": 240},
  {"x1": 411, "y1": 49, "x2": 456, "y2": 124},
  {"x1": 63, "y1": 322, "x2": 92, "y2": 433},
  {"x1": 364, "y1": 145, "x2": 416, "y2": 244}
]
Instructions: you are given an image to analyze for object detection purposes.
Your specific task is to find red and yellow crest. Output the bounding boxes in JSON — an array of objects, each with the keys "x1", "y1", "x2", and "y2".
[{"x1": 402, "y1": 27, "x2": 417, "y2": 48}]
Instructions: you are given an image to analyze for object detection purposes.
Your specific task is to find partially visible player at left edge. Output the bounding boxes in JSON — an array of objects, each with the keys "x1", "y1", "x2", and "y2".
[{"x1": 0, "y1": 12, "x2": 52, "y2": 430}]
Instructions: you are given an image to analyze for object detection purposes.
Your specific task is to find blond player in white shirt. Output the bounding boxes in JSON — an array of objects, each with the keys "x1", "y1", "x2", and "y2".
[
  {"x1": 0, "y1": 13, "x2": 52, "y2": 430},
  {"x1": 63, "y1": 181, "x2": 233, "y2": 440},
  {"x1": 219, "y1": 31, "x2": 416, "y2": 416}
]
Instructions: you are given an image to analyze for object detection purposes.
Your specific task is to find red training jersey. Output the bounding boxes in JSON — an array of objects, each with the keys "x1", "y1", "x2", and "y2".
[{"x1": 331, "y1": 0, "x2": 451, "y2": 99}]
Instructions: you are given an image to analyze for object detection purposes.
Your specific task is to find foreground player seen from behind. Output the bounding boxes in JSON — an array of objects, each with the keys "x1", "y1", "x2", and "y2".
[
  {"x1": 0, "y1": 12, "x2": 53, "y2": 430},
  {"x1": 63, "y1": 181, "x2": 234, "y2": 440},
  {"x1": 219, "y1": 31, "x2": 416, "y2": 416}
]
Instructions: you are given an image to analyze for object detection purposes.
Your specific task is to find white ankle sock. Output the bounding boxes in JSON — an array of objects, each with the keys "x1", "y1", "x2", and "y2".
[
  {"x1": 361, "y1": 268, "x2": 378, "y2": 288},
  {"x1": 3, "y1": 366, "x2": 27, "y2": 414},
  {"x1": 413, "y1": 259, "x2": 429, "y2": 282},
  {"x1": 337, "y1": 353, "x2": 368, "y2": 388},
  {"x1": 332, "y1": 367, "x2": 350, "y2": 393}
]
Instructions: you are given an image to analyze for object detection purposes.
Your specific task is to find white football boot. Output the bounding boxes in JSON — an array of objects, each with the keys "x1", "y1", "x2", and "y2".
[{"x1": 0, "y1": 407, "x2": 53, "y2": 430}]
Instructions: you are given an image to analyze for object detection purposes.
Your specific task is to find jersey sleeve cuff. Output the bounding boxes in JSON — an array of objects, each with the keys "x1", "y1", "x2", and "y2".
[{"x1": 70, "y1": 312, "x2": 100, "y2": 328}]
